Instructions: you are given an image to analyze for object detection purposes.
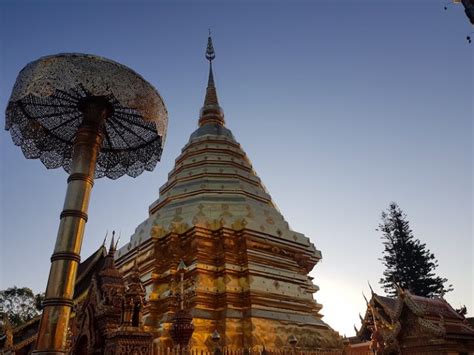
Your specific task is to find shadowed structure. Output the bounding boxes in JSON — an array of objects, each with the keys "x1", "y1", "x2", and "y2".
[
  {"x1": 0, "y1": 237, "x2": 153, "y2": 354},
  {"x1": 348, "y1": 288, "x2": 474, "y2": 354}
]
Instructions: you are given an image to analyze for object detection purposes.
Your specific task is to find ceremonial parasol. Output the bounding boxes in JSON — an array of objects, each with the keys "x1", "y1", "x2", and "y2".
[{"x1": 5, "y1": 53, "x2": 168, "y2": 353}]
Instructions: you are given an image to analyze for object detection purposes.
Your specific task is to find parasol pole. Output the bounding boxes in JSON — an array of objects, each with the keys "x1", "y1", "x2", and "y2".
[
  {"x1": 34, "y1": 97, "x2": 112, "y2": 354},
  {"x1": 6, "y1": 53, "x2": 167, "y2": 353}
]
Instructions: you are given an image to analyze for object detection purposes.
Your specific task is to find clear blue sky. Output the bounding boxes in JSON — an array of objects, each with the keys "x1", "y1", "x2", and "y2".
[{"x1": 0, "y1": 0, "x2": 472, "y2": 336}]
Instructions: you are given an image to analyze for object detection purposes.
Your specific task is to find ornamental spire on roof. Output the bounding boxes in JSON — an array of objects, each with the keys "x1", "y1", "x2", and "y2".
[{"x1": 199, "y1": 32, "x2": 225, "y2": 127}]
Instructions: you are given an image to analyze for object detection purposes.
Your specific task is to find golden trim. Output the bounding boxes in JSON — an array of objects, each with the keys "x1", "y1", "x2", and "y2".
[
  {"x1": 50, "y1": 252, "x2": 81, "y2": 263},
  {"x1": 160, "y1": 171, "x2": 262, "y2": 195},
  {"x1": 150, "y1": 189, "x2": 271, "y2": 214},
  {"x1": 60, "y1": 209, "x2": 88, "y2": 221}
]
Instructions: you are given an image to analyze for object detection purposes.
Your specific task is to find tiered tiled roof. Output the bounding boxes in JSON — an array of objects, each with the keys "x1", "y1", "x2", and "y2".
[{"x1": 355, "y1": 289, "x2": 474, "y2": 353}]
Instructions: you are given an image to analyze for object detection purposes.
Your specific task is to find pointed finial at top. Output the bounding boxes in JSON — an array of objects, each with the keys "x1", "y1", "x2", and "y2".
[
  {"x1": 199, "y1": 31, "x2": 225, "y2": 127},
  {"x1": 206, "y1": 30, "x2": 216, "y2": 63}
]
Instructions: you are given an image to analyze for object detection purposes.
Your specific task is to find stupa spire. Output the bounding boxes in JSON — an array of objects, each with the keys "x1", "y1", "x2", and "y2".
[{"x1": 199, "y1": 32, "x2": 225, "y2": 126}]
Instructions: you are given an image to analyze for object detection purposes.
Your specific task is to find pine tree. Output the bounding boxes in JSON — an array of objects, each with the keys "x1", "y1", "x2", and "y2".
[{"x1": 378, "y1": 202, "x2": 452, "y2": 297}]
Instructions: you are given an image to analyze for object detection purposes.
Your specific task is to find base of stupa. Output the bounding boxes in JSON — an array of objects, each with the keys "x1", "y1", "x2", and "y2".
[{"x1": 153, "y1": 315, "x2": 342, "y2": 350}]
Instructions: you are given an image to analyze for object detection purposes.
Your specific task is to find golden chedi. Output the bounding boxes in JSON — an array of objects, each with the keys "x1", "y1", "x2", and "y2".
[{"x1": 116, "y1": 36, "x2": 342, "y2": 350}]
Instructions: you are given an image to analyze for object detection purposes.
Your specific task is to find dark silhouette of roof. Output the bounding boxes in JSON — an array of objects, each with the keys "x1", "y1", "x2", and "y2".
[{"x1": 0, "y1": 245, "x2": 109, "y2": 350}]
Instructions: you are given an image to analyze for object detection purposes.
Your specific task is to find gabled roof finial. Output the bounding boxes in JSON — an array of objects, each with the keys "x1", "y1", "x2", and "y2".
[
  {"x1": 108, "y1": 230, "x2": 116, "y2": 256},
  {"x1": 102, "y1": 230, "x2": 108, "y2": 247},
  {"x1": 362, "y1": 291, "x2": 369, "y2": 306},
  {"x1": 115, "y1": 231, "x2": 121, "y2": 251},
  {"x1": 368, "y1": 281, "x2": 375, "y2": 295}
]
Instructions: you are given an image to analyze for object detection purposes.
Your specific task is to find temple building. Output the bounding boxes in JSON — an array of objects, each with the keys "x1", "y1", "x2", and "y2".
[
  {"x1": 114, "y1": 36, "x2": 342, "y2": 350},
  {"x1": 4, "y1": 37, "x2": 474, "y2": 355},
  {"x1": 345, "y1": 288, "x2": 474, "y2": 354},
  {"x1": 0, "y1": 235, "x2": 153, "y2": 354}
]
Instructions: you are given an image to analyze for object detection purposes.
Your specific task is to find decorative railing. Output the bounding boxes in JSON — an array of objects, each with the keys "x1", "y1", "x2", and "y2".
[{"x1": 153, "y1": 346, "x2": 344, "y2": 355}]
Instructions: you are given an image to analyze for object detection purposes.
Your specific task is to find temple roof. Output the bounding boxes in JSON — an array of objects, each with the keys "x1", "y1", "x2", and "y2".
[
  {"x1": 408, "y1": 294, "x2": 464, "y2": 319},
  {"x1": 369, "y1": 291, "x2": 465, "y2": 322},
  {"x1": 75, "y1": 244, "x2": 107, "y2": 297},
  {"x1": 117, "y1": 36, "x2": 320, "y2": 263},
  {"x1": 356, "y1": 289, "x2": 474, "y2": 342},
  {"x1": 0, "y1": 244, "x2": 109, "y2": 351}
]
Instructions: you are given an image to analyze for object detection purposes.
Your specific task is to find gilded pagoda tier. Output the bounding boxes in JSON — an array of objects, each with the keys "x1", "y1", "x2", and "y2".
[{"x1": 116, "y1": 122, "x2": 341, "y2": 349}]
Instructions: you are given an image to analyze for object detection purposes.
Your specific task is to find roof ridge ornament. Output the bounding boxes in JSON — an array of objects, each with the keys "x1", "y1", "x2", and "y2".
[
  {"x1": 102, "y1": 230, "x2": 108, "y2": 247},
  {"x1": 368, "y1": 281, "x2": 375, "y2": 295},
  {"x1": 115, "y1": 231, "x2": 121, "y2": 251},
  {"x1": 109, "y1": 230, "x2": 116, "y2": 256}
]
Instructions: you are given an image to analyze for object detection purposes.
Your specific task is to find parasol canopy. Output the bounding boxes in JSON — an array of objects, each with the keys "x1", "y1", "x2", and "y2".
[{"x1": 5, "y1": 53, "x2": 168, "y2": 179}]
